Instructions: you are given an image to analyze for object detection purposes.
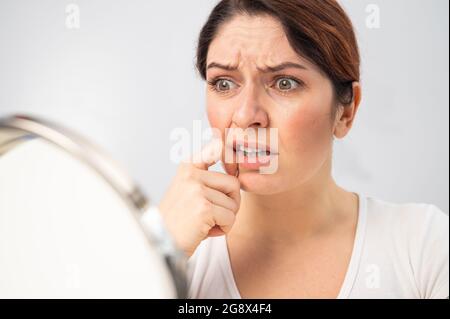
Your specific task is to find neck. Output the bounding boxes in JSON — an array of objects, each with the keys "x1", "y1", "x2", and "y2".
[{"x1": 232, "y1": 158, "x2": 356, "y2": 244}]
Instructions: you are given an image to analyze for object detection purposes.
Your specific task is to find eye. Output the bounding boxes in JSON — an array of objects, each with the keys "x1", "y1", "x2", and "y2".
[
  {"x1": 275, "y1": 77, "x2": 300, "y2": 91},
  {"x1": 208, "y1": 78, "x2": 238, "y2": 93}
]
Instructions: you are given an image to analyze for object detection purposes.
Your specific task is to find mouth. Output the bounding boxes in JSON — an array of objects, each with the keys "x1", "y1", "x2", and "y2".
[
  {"x1": 232, "y1": 140, "x2": 278, "y2": 156},
  {"x1": 230, "y1": 140, "x2": 279, "y2": 170}
]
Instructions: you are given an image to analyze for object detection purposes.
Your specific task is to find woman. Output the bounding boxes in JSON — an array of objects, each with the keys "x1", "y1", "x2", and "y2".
[{"x1": 157, "y1": 0, "x2": 449, "y2": 298}]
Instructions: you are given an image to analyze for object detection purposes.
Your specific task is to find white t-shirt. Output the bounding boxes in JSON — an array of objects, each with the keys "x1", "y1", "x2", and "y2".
[{"x1": 187, "y1": 193, "x2": 449, "y2": 299}]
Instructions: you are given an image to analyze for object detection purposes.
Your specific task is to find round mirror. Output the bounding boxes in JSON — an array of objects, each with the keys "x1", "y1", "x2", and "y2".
[{"x1": 0, "y1": 115, "x2": 186, "y2": 298}]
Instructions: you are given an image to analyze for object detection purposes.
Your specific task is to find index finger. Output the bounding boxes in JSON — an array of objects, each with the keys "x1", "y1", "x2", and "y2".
[{"x1": 190, "y1": 137, "x2": 224, "y2": 170}]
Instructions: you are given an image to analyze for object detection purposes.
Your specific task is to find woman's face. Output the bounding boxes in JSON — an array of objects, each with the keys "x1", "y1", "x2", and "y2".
[{"x1": 206, "y1": 14, "x2": 339, "y2": 194}]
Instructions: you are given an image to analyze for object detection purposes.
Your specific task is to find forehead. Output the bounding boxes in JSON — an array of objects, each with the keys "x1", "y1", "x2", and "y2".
[{"x1": 207, "y1": 14, "x2": 309, "y2": 68}]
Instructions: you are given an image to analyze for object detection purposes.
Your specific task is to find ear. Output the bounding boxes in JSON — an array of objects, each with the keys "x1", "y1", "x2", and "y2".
[{"x1": 333, "y1": 82, "x2": 362, "y2": 139}]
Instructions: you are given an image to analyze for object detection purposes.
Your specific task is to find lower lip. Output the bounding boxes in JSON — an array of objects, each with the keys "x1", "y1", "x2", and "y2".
[{"x1": 235, "y1": 151, "x2": 278, "y2": 170}]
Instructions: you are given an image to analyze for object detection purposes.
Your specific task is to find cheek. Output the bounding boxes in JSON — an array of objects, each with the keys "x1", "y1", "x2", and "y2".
[
  {"x1": 207, "y1": 107, "x2": 224, "y2": 130},
  {"x1": 280, "y1": 99, "x2": 334, "y2": 168},
  {"x1": 286, "y1": 85, "x2": 334, "y2": 147},
  {"x1": 287, "y1": 110, "x2": 332, "y2": 150},
  {"x1": 206, "y1": 95, "x2": 231, "y2": 131}
]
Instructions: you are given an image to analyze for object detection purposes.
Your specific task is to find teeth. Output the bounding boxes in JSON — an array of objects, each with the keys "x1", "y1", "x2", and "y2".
[
  {"x1": 236, "y1": 145, "x2": 269, "y2": 156},
  {"x1": 237, "y1": 145, "x2": 257, "y2": 153}
]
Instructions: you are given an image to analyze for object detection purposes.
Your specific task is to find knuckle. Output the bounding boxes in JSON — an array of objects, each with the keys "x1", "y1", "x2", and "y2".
[
  {"x1": 200, "y1": 223, "x2": 212, "y2": 236},
  {"x1": 181, "y1": 165, "x2": 196, "y2": 180},
  {"x1": 191, "y1": 183, "x2": 205, "y2": 197},
  {"x1": 199, "y1": 200, "x2": 212, "y2": 214},
  {"x1": 198, "y1": 184, "x2": 208, "y2": 197}
]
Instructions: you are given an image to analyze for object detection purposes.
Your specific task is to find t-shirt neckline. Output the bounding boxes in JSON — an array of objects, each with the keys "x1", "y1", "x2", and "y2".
[{"x1": 219, "y1": 192, "x2": 368, "y2": 299}]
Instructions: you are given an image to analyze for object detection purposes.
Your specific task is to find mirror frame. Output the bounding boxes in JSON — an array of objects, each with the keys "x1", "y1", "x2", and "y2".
[{"x1": 0, "y1": 114, "x2": 187, "y2": 298}]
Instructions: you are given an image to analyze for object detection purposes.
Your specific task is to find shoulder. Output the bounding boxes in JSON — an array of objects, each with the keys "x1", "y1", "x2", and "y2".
[
  {"x1": 363, "y1": 196, "x2": 449, "y2": 298},
  {"x1": 364, "y1": 196, "x2": 448, "y2": 243}
]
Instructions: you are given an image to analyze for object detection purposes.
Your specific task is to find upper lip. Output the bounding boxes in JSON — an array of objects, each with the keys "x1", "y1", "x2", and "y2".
[{"x1": 231, "y1": 139, "x2": 279, "y2": 154}]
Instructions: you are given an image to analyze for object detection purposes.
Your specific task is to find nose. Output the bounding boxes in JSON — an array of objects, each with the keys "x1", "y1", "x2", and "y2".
[{"x1": 231, "y1": 83, "x2": 269, "y2": 129}]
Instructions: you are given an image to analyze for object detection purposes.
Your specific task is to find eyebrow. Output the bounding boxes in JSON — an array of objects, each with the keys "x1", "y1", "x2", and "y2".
[
  {"x1": 206, "y1": 61, "x2": 308, "y2": 73},
  {"x1": 207, "y1": 62, "x2": 238, "y2": 72}
]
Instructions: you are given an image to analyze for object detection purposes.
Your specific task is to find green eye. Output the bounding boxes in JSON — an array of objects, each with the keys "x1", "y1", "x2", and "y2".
[{"x1": 276, "y1": 78, "x2": 299, "y2": 91}]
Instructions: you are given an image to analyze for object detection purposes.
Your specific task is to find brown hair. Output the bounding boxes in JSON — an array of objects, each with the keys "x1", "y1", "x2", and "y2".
[{"x1": 196, "y1": 0, "x2": 360, "y2": 106}]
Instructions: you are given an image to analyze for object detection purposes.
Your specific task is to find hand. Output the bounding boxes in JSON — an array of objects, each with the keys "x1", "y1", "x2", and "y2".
[{"x1": 158, "y1": 137, "x2": 241, "y2": 257}]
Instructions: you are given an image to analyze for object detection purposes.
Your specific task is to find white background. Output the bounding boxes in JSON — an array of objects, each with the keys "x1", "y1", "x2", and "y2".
[{"x1": 0, "y1": 0, "x2": 448, "y2": 213}]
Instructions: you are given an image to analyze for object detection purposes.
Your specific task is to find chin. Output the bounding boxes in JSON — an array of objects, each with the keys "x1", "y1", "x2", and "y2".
[{"x1": 237, "y1": 169, "x2": 287, "y2": 195}]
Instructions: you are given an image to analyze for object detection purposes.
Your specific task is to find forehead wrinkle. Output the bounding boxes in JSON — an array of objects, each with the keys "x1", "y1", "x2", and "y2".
[
  {"x1": 216, "y1": 23, "x2": 286, "y2": 49},
  {"x1": 207, "y1": 15, "x2": 313, "y2": 73},
  {"x1": 216, "y1": 14, "x2": 284, "y2": 35},
  {"x1": 212, "y1": 14, "x2": 286, "y2": 52},
  {"x1": 209, "y1": 33, "x2": 297, "y2": 68}
]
